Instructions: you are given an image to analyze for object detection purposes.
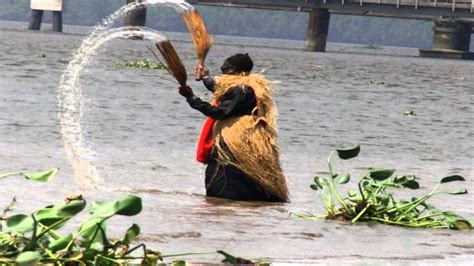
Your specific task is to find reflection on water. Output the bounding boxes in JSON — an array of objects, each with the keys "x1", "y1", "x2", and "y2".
[{"x1": 0, "y1": 21, "x2": 473, "y2": 263}]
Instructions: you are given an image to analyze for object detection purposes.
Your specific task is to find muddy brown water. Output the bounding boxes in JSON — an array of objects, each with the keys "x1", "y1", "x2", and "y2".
[{"x1": 0, "y1": 21, "x2": 473, "y2": 264}]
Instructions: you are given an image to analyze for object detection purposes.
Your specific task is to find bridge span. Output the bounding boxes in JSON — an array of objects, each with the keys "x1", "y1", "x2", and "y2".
[
  {"x1": 27, "y1": 0, "x2": 474, "y2": 59},
  {"x1": 187, "y1": 0, "x2": 474, "y2": 18},
  {"x1": 186, "y1": 0, "x2": 474, "y2": 59}
]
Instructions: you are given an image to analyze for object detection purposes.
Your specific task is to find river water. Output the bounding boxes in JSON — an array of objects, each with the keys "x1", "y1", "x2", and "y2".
[{"x1": 1, "y1": 20, "x2": 473, "y2": 264}]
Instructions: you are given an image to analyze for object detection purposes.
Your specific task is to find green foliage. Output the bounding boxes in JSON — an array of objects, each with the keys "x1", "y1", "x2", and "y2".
[
  {"x1": 1, "y1": 168, "x2": 59, "y2": 226},
  {"x1": 302, "y1": 145, "x2": 472, "y2": 230},
  {"x1": 0, "y1": 169, "x2": 259, "y2": 265},
  {"x1": 0, "y1": 194, "x2": 150, "y2": 264},
  {"x1": 336, "y1": 144, "x2": 360, "y2": 160},
  {"x1": 217, "y1": 250, "x2": 269, "y2": 265},
  {"x1": 358, "y1": 44, "x2": 383, "y2": 50},
  {"x1": 114, "y1": 59, "x2": 167, "y2": 69},
  {"x1": 404, "y1": 109, "x2": 416, "y2": 116},
  {"x1": 0, "y1": 167, "x2": 58, "y2": 182},
  {"x1": 15, "y1": 251, "x2": 42, "y2": 265}
]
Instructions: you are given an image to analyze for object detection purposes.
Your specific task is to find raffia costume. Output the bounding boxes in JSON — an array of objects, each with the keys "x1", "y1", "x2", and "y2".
[{"x1": 188, "y1": 73, "x2": 288, "y2": 202}]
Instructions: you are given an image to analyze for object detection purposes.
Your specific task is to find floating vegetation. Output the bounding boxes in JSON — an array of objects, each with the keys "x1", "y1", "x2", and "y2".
[
  {"x1": 297, "y1": 145, "x2": 472, "y2": 230},
  {"x1": 404, "y1": 109, "x2": 416, "y2": 116},
  {"x1": 0, "y1": 169, "x2": 262, "y2": 265},
  {"x1": 368, "y1": 80, "x2": 385, "y2": 85},
  {"x1": 359, "y1": 44, "x2": 383, "y2": 50},
  {"x1": 0, "y1": 167, "x2": 58, "y2": 183},
  {"x1": 113, "y1": 59, "x2": 167, "y2": 69}
]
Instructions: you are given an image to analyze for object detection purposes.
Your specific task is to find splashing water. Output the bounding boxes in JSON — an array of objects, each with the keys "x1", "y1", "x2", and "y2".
[{"x1": 57, "y1": 0, "x2": 193, "y2": 189}]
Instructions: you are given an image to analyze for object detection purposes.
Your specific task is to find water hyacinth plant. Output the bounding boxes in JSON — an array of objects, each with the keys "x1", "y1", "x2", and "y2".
[
  {"x1": 0, "y1": 167, "x2": 58, "y2": 183},
  {"x1": 1, "y1": 168, "x2": 59, "y2": 221},
  {"x1": 113, "y1": 59, "x2": 166, "y2": 69},
  {"x1": 0, "y1": 195, "x2": 150, "y2": 265},
  {"x1": 300, "y1": 145, "x2": 472, "y2": 230},
  {"x1": 0, "y1": 169, "x2": 261, "y2": 265}
]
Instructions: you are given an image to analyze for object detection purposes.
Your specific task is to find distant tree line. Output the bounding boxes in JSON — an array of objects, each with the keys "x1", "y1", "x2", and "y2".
[{"x1": 0, "y1": 0, "x2": 435, "y2": 48}]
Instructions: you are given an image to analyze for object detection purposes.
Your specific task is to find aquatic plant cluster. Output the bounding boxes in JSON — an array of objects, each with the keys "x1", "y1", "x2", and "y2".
[
  {"x1": 298, "y1": 145, "x2": 472, "y2": 230},
  {"x1": 0, "y1": 170, "x2": 260, "y2": 265},
  {"x1": 0, "y1": 195, "x2": 147, "y2": 265},
  {"x1": 1, "y1": 149, "x2": 471, "y2": 265},
  {"x1": 113, "y1": 59, "x2": 167, "y2": 69}
]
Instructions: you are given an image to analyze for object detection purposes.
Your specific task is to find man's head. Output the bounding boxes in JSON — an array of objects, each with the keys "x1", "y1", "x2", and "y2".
[{"x1": 221, "y1": 53, "x2": 253, "y2": 75}]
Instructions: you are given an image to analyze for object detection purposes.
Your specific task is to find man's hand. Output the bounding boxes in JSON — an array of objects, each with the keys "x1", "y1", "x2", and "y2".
[
  {"x1": 195, "y1": 64, "x2": 209, "y2": 81},
  {"x1": 200, "y1": 65, "x2": 209, "y2": 78},
  {"x1": 178, "y1": 85, "x2": 194, "y2": 98}
]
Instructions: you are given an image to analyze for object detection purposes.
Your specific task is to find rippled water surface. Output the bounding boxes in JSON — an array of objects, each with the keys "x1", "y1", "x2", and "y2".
[{"x1": 1, "y1": 21, "x2": 473, "y2": 264}]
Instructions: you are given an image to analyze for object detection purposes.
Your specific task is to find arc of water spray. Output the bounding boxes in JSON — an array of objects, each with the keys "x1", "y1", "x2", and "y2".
[{"x1": 58, "y1": 0, "x2": 193, "y2": 189}]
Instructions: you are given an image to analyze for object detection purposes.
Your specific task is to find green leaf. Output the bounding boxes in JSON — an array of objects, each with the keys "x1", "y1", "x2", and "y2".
[
  {"x1": 171, "y1": 260, "x2": 186, "y2": 266},
  {"x1": 35, "y1": 209, "x2": 64, "y2": 228},
  {"x1": 16, "y1": 251, "x2": 42, "y2": 265},
  {"x1": 337, "y1": 174, "x2": 350, "y2": 184},
  {"x1": 116, "y1": 195, "x2": 142, "y2": 216},
  {"x1": 347, "y1": 189, "x2": 357, "y2": 198},
  {"x1": 90, "y1": 195, "x2": 142, "y2": 218},
  {"x1": 82, "y1": 249, "x2": 100, "y2": 261},
  {"x1": 404, "y1": 110, "x2": 416, "y2": 116},
  {"x1": 439, "y1": 175, "x2": 465, "y2": 183},
  {"x1": 23, "y1": 167, "x2": 59, "y2": 182},
  {"x1": 313, "y1": 176, "x2": 328, "y2": 189},
  {"x1": 449, "y1": 220, "x2": 472, "y2": 230},
  {"x1": 379, "y1": 195, "x2": 391, "y2": 208},
  {"x1": 90, "y1": 200, "x2": 118, "y2": 217},
  {"x1": 369, "y1": 168, "x2": 395, "y2": 181},
  {"x1": 123, "y1": 224, "x2": 140, "y2": 244},
  {"x1": 393, "y1": 175, "x2": 407, "y2": 184},
  {"x1": 217, "y1": 250, "x2": 238, "y2": 264},
  {"x1": 403, "y1": 180, "x2": 420, "y2": 189},
  {"x1": 78, "y1": 218, "x2": 107, "y2": 248},
  {"x1": 442, "y1": 211, "x2": 459, "y2": 221},
  {"x1": 310, "y1": 184, "x2": 319, "y2": 191},
  {"x1": 58, "y1": 199, "x2": 86, "y2": 217},
  {"x1": 48, "y1": 233, "x2": 73, "y2": 252},
  {"x1": 336, "y1": 144, "x2": 360, "y2": 160},
  {"x1": 7, "y1": 214, "x2": 34, "y2": 233},
  {"x1": 34, "y1": 198, "x2": 86, "y2": 229},
  {"x1": 448, "y1": 189, "x2": 468, "y2": 195}
]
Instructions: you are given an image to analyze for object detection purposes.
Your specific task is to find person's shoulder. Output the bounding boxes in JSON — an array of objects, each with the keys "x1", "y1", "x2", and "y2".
[{"x1": 227, "y1": 85, "x2": 253, "y2": 95}]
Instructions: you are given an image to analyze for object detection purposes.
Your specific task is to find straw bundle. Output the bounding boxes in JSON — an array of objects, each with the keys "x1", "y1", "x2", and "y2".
[
  {"x1": 150, "y1": 40, "x2": 187, "y2": 87},
  {"x1": 182, "y1": 9, "x2": 213, "y2": 80},
  {"x1": 211, "y1": 74, "x2": 289, "y2": 202}
]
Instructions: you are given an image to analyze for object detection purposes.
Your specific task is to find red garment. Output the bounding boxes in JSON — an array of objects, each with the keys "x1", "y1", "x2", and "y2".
[
  {"x1": 196, "y1": 117, "x2": 216, "y2": 164},
  {"x1": 196, "y1": 101, "x2": 219, "y2": 164}
]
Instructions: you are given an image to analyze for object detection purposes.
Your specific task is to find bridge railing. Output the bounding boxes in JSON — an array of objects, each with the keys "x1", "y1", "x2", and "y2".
[
  {"x1": 188, "y1": 0, "x2": 474, "y2": 16},
  {"x1": 330, "y1": 0, "x2": 473, "y2": 12}
]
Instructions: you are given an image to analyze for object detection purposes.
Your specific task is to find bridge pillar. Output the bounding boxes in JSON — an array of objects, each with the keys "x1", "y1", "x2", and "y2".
[
  {"x1": 28, "y1": 9, "x2": 44, "y2": 30},
  {"x1": 124, "y1": 0, "x2": 147, "y2": 27},
  {"x1": 305, "y1": 9, "x2": 330, "y2": 52},
  {"x1": 419, "y1": 21, "x2": 473, "y2": 60},
  {"x1": 52, "y1": 11, "x2": 63, "y2": 32},
  {"x1": 28, "y1": 9, "x2": 63, "y2": 32}
]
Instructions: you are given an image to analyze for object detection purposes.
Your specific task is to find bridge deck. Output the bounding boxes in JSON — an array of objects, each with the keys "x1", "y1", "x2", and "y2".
[{"x1": 187, "y1": 0, "x2": 474, "y2": 19}]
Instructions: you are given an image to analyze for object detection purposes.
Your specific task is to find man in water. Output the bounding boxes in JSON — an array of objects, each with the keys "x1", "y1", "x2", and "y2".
[{"x1": 178, "y1": 54, "x2": 288, "y2": 202}]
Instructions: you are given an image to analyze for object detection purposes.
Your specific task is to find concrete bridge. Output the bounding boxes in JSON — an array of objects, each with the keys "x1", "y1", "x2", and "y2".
[
  {"x1": 28, "y1": 0, "x2": 474, "y2": 59},
  {"x1": 185, "y1": 0, "x2": 474, "y2": 59}
]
